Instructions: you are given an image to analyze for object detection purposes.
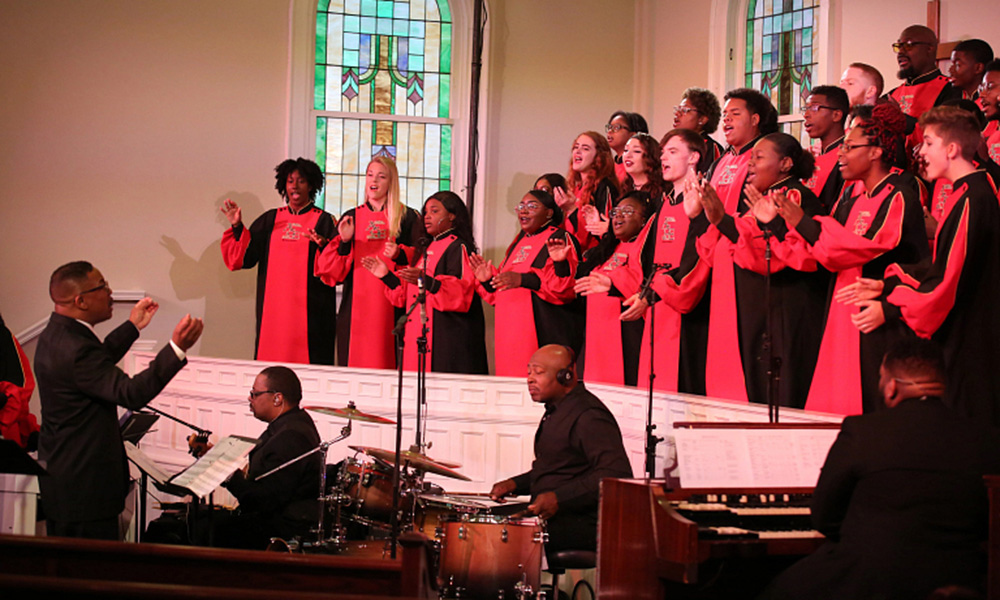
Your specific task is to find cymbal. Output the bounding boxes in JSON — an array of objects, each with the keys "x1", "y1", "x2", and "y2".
[
  {"x1": 303, "y1": 403, "x2": 395, "y2": 425},
  {"x1": 349, "y1": 445, "x2": 471, "y2": 481}
]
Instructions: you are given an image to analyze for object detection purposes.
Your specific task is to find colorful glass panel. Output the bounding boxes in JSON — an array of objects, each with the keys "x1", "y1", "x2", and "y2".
[
  {"x1": 314, "y1": 0, "x2": 453, "y2": 213},
  {"x1": 746, "y1": 0, "x2": 819, "y2": 147}
]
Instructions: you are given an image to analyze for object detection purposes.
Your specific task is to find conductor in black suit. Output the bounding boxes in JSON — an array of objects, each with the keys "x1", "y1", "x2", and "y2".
[
  {"x1": 759, "y1": 339, "x2": 1000, "y2": 600},
  {"x1": 36, "y1": 261, "x2": 203, "y2": 540}
]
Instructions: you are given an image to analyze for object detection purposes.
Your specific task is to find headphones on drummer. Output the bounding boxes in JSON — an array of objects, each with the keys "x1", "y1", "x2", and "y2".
[{"x1": 556, "y1": 346, "x2": 577, "y2": 386}]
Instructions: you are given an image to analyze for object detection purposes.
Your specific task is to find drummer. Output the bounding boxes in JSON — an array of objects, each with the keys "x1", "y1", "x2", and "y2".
[
  {"x1": 214, "y1": 366, "x2": 323, "y2": 549},
  {"x1": 490, "y1": 345, "x2": 632, "y2": 558}
]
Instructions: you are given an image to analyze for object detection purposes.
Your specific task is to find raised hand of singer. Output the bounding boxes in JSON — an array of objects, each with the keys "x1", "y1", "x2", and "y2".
[
  {"x1": 129, "y1": 297, "x2": 159, "y2": 331},
  {"x1": 574, "y1": 272, "x2": 612, "y2": 296},
  {"x1": 696, "y1": 179, "x2": 726, "y2": 226},
  {"x1": 527, "y1": 491, "x2": 559, "y2": 520},
  {"x1": 772, "y1": 189, "x2": 804, "y2": 229},
  {"x1": 338, "y1": 215, "x2": 355, "y2": 243},
  {"x1": 220, "y1": 198, "x2": 242, "y2": 227},
  {"x1": 306, "y1": 228, "x2": 328, "y2": 248},
  {"x1": 743, "y1": 185, "x2": 778, "y2": 224},
  {"x1": 397, "y1": 266, "x2": 422, "y2": 285},
  {"x1": 360, "y1": 255, "x2": 389, "y2": 279},
  {"x1": 492, "y1": 271, "x2": 521, "y2": 291},
  {"x1": 546, "y1": 235, "x2": 571, "y2": 262},
  {"x1": 468, "y1": 253, "x2": 493, "y2": 283},
  {"x1": 171, "y1": 314, "x2": 204, "y2": 351}
]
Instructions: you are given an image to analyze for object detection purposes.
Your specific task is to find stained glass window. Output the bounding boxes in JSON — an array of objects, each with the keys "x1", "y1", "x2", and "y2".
[
  {"x1": 745, "y1": 0, "x2": 819, "y2": 144},
  {"x1": 314, "y1": 0, "x2": 453, "y2": 214}
]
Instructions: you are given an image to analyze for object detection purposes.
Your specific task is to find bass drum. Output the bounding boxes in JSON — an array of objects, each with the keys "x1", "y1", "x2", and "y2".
[
  {"x1": 438, "y1": 515, "x2": 543, "y2": 599},
  {"x1": 338, "y1": 458, "x2": 412, "y2": 526}
]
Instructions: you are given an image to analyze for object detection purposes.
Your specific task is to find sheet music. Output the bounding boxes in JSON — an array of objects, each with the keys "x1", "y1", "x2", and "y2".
[
  {"x1": 170, "y1": 435, "x2": 257, "y2": 498},
  {"x1": 674, "y1": 428, "x2": 840, "y2": 488},
  {"x1": 124, "y1": 442, "x2": 174, "y2": 484}
]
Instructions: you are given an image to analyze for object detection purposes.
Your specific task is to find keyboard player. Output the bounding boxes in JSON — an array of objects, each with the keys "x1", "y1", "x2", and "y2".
[{"x1": 759, "y1": 340, "x2": 1000, "y2": 600}]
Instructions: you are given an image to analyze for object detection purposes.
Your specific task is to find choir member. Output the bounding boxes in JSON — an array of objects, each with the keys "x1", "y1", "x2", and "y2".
[
  {"x1": 310, "y1": 157, "x2": 422, "y2": 369},
  {"x1": 621, "y1": 133, "x2": 667, "y2": 203},
  {"x1": 982, "y1": 60, "x2": 1000, "y2": 164},
  {"x1": 606, "y1": 111, "x2": 649, "y2": 184},
  {"x1": 699, "y1": 88, "x2": 778, "y2": 403},
  {"x1": 773, "y1": 103, "x2": 930, "y2": 414},
  {"x1": 622, "y1": 129, "x2": 712, "y2": 394},
  {"x1": 839, "y1": 63, "x2": 883, "y2": 108},
  {"x1": 533, "y1": 172, "x2": 568, "y2": 196},
  {"x1": 361, "y1": 191, "x2": 488, "y2": 375},
  {"x1": 673, "y1": 87, "x2": 725, "y2": 175},
  {"x1": 469, "y1": 190, "x2": 579, "y2": 377},
  {"x1": 888, "y1": 25, "x2": 962, "y2": 155},
  {"x1": 220, "y1": 158, "x2": 337, "y2": 365},
  {"x1": 555, "y1": 132, "x2": 620, "y2": 252},
  {"x1": 840, "y1": 106, "x2": 1000, "y2": 426},
  {"x1": 802, "y1": 85, "x2": 848, "y2": 214},
  {"x1": 574, "y1": 191, "x2": 654, "y2": 386},
  {"x1": 948, "y1": 39, "x2": 993, "y2": 103},
  {"x1": 702, "y1": 133, "x2": 829, "y2": 408}
]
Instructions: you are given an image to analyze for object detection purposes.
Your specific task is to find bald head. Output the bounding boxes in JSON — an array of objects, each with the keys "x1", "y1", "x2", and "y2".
[
  {"x1": 896, "y1": 25, "x2": 939, "y2": 80},
  {"x1": 526, "y1": 344, "x2": 577, "y2": 403}
]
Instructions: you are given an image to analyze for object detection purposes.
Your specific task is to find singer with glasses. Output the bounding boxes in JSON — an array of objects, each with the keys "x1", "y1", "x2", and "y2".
[
  {"x1": 361, "y1": 191, "x2": 487, "y2": 375},
  {"x1": 672, "y1": 87, "x2": 724, "y2": 175}
]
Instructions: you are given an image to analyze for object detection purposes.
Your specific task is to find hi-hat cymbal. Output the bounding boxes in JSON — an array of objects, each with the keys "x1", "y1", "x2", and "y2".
[
  {"x1": 349, "y1": 445, "x2": 470, "y2": 481},
  {"x1": 304, "y1": 403, "x2": 395, "y2": 425}
]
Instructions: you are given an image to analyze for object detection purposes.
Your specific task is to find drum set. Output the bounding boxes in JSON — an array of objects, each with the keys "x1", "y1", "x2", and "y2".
[{"x1": 267, "y1": 402, "x2": 550, "y2": 599}]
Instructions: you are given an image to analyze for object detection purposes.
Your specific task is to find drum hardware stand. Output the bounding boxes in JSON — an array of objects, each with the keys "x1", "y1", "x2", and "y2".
[
  {"x1": 639, "y1": 262, "x2": 672, "y2": 479},
  {"x1": 759, "y1": 227, "x2": 782, "y2": 423},
  {"x1": 255, "y1": 419, "x2": 354, "y2": 552}
]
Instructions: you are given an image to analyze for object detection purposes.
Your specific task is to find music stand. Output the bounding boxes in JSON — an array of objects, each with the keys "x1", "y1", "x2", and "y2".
[{"x1": 0, "y1": 439, "x2": 46, "y2": 476}]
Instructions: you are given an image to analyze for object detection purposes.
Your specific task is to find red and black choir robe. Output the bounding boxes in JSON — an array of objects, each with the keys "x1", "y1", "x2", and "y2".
[
  {"x1": 888, "y1": 69, "x2": 961, "y2": 155},
  {"x1": 929, "y1": 158, "x2": 1000, "y2": 236},
  {"x1": 779, "y1": 172, "x2": 930, "y2": 414},
  {"x1": 477, "y1": 225, "x2": 580, "y2": 377},
  {"x1": 221, "y1": 204, "x2": 337, "y2": 365},
  {"x1": 804, "y1": 137, "x2": 845, "y2": 215},
  {"x1": 881, "y1": 170, "x2": 1000, "y2": 426},
  {"x1": 564, "y1": 178, "x2": 618, "y2": 253},
  {"x1": 698, "y1": 133, "x2": 725, "y2": 176},
  {"x1": 636, "y1": 192, "x2": 712, "y2": 393},
  {"x1": 314, "y1": 204, "x2": 422, "y2": 369},
  {"x1": 720, "y1": 178, "x2": 831, "y2": 408},
  {"x1": 0, "y1": 316, "x2": 39, "y2": 449},
  {"x1": 379, "y1": 232, "x2": 488, "y2": 375},
  {"x1": 984, "y1": 120, "x2": 1000, "y2": 165},
  {"x1": 698, "y1": 139, "x2": 759, "y2": 402},
  {"x1": 579, "y1": 221, "x2": 654, "y2": 387}
]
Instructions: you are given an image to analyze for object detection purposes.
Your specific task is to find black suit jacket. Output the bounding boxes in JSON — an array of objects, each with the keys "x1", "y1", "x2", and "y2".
[
  {"x1": 761, "y1": 397, "x2": 1000, "y2": 600},
  {"x1": 36, "y1": 313, "x2": 186, "y2": 523}
]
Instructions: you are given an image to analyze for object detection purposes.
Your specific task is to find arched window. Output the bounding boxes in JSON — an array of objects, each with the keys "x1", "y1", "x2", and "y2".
[
  {"x1": 313, "y1": 0, "x2": 454, "y2": 213},
  {"x1": 745, "y1": 0, "x2": 820, "y2": 144}
]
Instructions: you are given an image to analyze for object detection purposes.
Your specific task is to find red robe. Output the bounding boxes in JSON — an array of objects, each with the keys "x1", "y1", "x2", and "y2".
[
  {"x1": 636, "y1": 191, "x2": 712, "y2": 392},
  {"x1": 804, "y1": 138, "x2": 845, "y2": 215},
  {"x1": 698, "y1": 141, "x2": 757, "y2": 403},
  {"x1": 581, "y1": 221, "x2": 653, "y2": 387},
  {"x1": 477, "y1": 225, "x2": 579, "y2": 377},
  {"x1": 0, "y1": 321, "x2": 39, "y2": 449},
  {"x1": 314, "y1": 204, "x2": 421, "y2": 369},
  {"x1": 984, "y1": 120, "x2": 1000, "y2": 165},
  {"x1": 221, "y1": 204, "x2": 337, "y2": 364},
  {"x1": 381, "y1": 233, "x2": 488, "y2": 374},
  {"x1": 780, "y1": 172, "x2": 929, "y2": 414},
  {"x1": 881, "y1": 170, "x2": 1000, "y2": 425},
  {"x1": 889, "y1": 69, "x2": 960, "y2": 155}
]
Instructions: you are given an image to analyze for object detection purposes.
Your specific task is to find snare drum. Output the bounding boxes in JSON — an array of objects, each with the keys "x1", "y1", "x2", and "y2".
[
  {"x1": 413, "y1": 494, "x2": 485, "y2": 539},
  {"x1": 339, "y1": 458, "x2": 411, "y2": 525},
  {"x1": 438, "y1": 515, "x2": 543, "y2": 599}
]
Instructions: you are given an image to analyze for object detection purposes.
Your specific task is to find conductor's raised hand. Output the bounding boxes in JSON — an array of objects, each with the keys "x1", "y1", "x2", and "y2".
[
  {"x1": 527, "y1": 491, "x2": 559, "y2": 520},
  {"x1": 834, "y1": 277, "x2": 885, "y2": 305},
  {"x1": 546, "y1": 235, "x2": 571, "y2": 262},
  {"x1": 850, "y1": 300, "x2": 886, "y2": 334},
  {"x1": 574, "y1": 272, "x2": 612, "y2": 296},
  {"x1": 221, "y1": 199, "x2": 242, "y2": 227},
  {"x1": 129, "y1": 297, "x2": 159, "y2": 331},
  {"x1": 489, "y1": 478, "x2": 517, "y2": 503},
  {"x1": 360, "y1": 255, "x2": 389, "y2": 279},
  {"x1": 620, "y1": 293, "x2": 649, "y2": 321},
  {"x1": 468, "y1": 253, "x2": 493, "y2": 283},
  {"x1": 397, "y1": 266, "x2": 422, "y2": 285},
  {"x1": 338, "y1": 215, "x2": 355, "y2": 243},
  {"x1": 772, "y1": 189, "x2": 804, "y2": 229},
  {"x1": 171, "y1": 314, "x2": 204, "y2": 351}
]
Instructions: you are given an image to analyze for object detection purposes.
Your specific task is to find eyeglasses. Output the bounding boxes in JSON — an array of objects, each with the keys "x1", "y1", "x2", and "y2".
[
  {"x1": 801, "y1": 104, "x2": 838, "y2": 114},
  {"x1": 673, "y1": 106, "x2": 698, "y2": 115},
  {"x1": 981, "y1": 81, "x2": 998, "y2": 94},
  {"x1": 249, "y1": 389, "x2": 278, "y2": 399},
  {"x1": 891, "y1": 41, "x2": 932, "y2": 53},
  {"x1": 516, "y1": 201, "x2": 542, "y2": 212},
  {"x1": 840, "y1": 142, "x2": 875, "y2": 152},
  {"x1": 605, "y1": 124, "x2": 631, "y2": 133},
  {"x1": 610, "y1": 207, "x2": 638, "y2": 218},
  {"x1": 79, "y1": 281, "x2": 110, "y2": 295}
]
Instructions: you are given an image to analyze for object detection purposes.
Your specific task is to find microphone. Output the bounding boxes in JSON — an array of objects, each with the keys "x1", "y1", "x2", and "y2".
[{"x1": 418, "y1": 274, "x2": 428, "y2": 325}]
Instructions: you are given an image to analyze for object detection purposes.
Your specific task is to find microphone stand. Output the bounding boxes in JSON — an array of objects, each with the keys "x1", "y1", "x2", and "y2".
[
  {"x1": 640, "y1": 262, "x2": 672, "y2": 479},
  {"x1": 760, "y1": 228, "x2": 781, "y2": 423},
  {"x1": 388, "y1": 291, "x2": 418, "y2": 560}
]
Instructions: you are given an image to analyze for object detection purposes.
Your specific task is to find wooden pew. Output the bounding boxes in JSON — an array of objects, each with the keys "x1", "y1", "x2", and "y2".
[{"x1": 0, "y1": 533, "x2": 435, "y2": 598}]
